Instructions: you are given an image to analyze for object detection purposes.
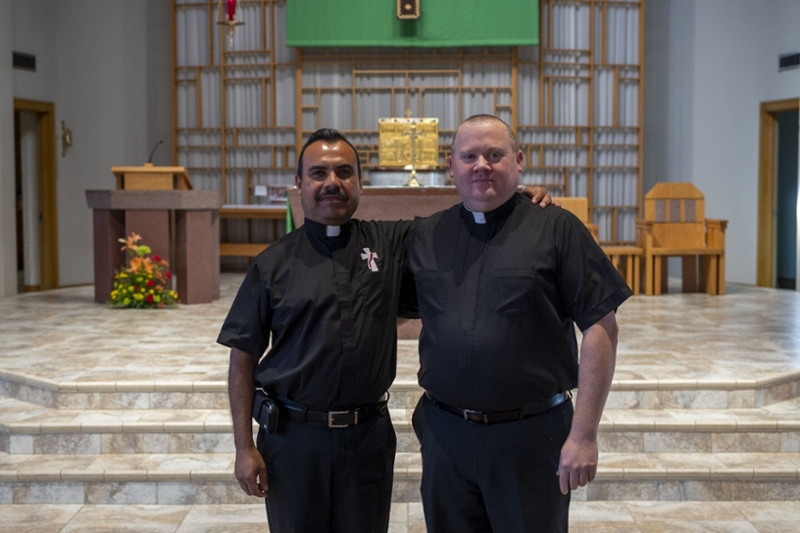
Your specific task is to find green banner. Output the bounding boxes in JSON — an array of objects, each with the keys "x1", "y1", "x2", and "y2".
[
  {"x1": 286, "y1": 1, "x2": 538, "y2": 48},
  {"x1": 285, "y1": 193, "x2": 295, "y2": 233}
]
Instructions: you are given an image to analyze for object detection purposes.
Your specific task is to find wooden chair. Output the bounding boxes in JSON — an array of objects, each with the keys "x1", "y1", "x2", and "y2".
[
  {"x1": 636, "y1": 183, "x2": 728, "y2": 295},
  {"x1": 602, "y1": 244, "x2": 642, "y2": 296},
  {"x1": 554, "y1": 197, "x2": 599, "y2": 242},
  {"x1": 554, "y1": 197, "x2": 641, "y2": 295}
]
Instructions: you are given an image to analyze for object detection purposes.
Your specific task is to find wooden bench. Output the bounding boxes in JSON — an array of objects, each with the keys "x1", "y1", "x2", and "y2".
[
  {"x1": 602, "y1": 245, "x2": 642, "y2": 296},
  {"x1": 554, "y1": 197, "x2": 641, "y2": 294},
  {"x1": 219, "y1": 205, "x2": 286, "y2": 257}
]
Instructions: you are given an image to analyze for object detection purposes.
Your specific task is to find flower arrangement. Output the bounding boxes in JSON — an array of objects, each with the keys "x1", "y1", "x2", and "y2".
[{"x1": 108, "y1": 232, "x2": 179, "y2": 308}]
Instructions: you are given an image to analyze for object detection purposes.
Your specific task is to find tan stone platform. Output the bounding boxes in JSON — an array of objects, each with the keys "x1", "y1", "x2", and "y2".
[
  {"x1": 1, "y1": 274, "x2": 800, "y2": 529},
  {"x1": 2, "y1": 501, "x2": 799, "y2": 533}
]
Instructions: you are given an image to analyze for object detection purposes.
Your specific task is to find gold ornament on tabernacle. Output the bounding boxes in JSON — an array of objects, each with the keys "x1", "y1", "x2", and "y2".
[{"x1": 378, "y1": 117, "x2": 439, "y2": 167}]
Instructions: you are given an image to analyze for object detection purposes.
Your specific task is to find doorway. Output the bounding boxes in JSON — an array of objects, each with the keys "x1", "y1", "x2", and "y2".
[
  {"x1": 757, "y1": 98, "x2": 800, "y2": 289},
  {"x1": 776, "y1": 110, "x2": 798, "y2": 290},
  {"x1": 13, "y1": 98, "x2": 58, "y2": 292}
]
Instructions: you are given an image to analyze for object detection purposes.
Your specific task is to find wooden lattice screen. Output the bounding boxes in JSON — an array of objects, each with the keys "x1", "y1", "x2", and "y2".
[{"x1": 172, "y1": 0, "x2": 644, "y2": 246}]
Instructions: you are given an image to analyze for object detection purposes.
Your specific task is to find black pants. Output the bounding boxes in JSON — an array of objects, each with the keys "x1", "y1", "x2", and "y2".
[
  {"x1": 256, "y1": 410, "x2": 396, "y2": 533},
  {"x1": 412, "y1": 394, "x2": 573, "y2": 533}
]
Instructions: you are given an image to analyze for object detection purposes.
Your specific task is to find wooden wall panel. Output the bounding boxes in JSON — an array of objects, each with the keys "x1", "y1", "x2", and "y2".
[{"x1": 173, "y1": 0, "x2": 644, "y2": 245}]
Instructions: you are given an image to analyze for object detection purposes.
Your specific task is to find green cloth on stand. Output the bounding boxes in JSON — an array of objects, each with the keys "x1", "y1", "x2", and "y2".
[
  {"x1": 285, "y1": 193, "x2": 295, "y2": 233},
  {"x1": 287, "y1": 0, "x2": 538, "y2": 48}
]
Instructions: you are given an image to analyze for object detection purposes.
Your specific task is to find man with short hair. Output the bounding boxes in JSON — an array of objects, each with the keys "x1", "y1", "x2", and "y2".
[
  {"x1": 218, "y1": 127, "x2": 552, "y2": 533},
  {"x1": 405, "y1": 114, "x2": 632, "y2": 532}
]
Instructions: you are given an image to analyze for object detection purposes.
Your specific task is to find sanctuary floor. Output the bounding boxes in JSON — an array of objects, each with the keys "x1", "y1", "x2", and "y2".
[
  {"x1": 1, "y1": 274, "x2": 800, "y2": 531},
  {"x1": 1, "y1": 275, "x2": 799, "y2": 386},
  {"x1": 4, "y1": 500, "x2": 800, "y2": 532}
]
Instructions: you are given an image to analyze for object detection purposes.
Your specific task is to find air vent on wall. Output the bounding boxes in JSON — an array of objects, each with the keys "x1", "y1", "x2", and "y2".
[
  {"x1": 12, "y1": 51, "x2": 36, "y2": 72},
  {"x1": 778, "y1": 52, "x2": 800, "y2": 71}
]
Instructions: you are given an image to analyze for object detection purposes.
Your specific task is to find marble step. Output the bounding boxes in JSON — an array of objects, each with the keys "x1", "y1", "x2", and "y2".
[
  {"x1": 0, "y1": 369, "x2": 231, "y2": 410},
  {"x1": 7, "y1": 501, "x2": 800, "y2": 533},
  {"x1": 393, "y1": 374, "x2": 800, "y2": 412},
  {"x1": 3, "y1": 369, "x2": 800, "y2": 411},
  {"x1": 1, "y1": 451, "x2": 799, "y2": 504},
  {"x1": 3, "y1": 397, "x2": 800, "y2": 455}
]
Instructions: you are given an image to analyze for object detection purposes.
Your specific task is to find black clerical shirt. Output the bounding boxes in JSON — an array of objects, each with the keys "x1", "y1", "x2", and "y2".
[
  {"x1": 404, "y1": 193, "x2": 632, "y2": 412},
  {"x1": 218, "y1": 218, "x2": 416, "y2": 410}
]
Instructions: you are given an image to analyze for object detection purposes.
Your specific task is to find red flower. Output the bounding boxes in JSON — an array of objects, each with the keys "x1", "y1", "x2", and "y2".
[
  {"x1": 165, "y1": 272, "x2": 172, "y2": 280},
  {"x1": 146, "y1": 293, "x2": 154, "y2": 303},
  {"x1": 133, "y1": 286, "x2": 139, "y2": 292},
  {"x1": 146, "y1": 279, "x2": 155, "y2": 287},
  {"x1": 152, "y1": 255, "x2": 161, "y2": 262}
]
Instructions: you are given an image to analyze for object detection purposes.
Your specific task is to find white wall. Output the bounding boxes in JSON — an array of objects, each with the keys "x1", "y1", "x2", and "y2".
[
  {"x1": 11, "y1": 0, "x2": 56, "y2": 101},
  {"x1": 643, "y1": 0, "x2": 695, "y2": 194},
  {"x1": 0, "y1": 0, "x2": 173, "y2": 292},
  {"x1": 0, "y1": 0, "x2": 17, "y2": 298},
  {"x1": 145, "y1": 0, "x2": 174, "y2": 168},
  {"x1": 52, "y1": 1, "x2": 149, "y2": 286},
  {"x1": 644, "y1": 0, "x2": 800, "y2": 285}
]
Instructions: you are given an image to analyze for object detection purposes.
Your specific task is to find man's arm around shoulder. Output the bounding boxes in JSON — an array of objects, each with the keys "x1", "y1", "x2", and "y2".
[
  {"x1": 557, "y1": 311, "x2": 619, "y2": 495},
  {"x1": 229, "y1": 347, "x2": 268, "y2": 497}
]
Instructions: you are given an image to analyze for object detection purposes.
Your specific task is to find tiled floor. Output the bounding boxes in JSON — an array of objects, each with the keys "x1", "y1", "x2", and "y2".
[
  {"x1": 2, "y1": 275, "x2": 800, "y2": 530},
  {"x1": 0, "y1": 277, "x2": 799, "y2": 386},
  {"x1": 3, "y1": 501, "x2": 800, "y2": 532}
]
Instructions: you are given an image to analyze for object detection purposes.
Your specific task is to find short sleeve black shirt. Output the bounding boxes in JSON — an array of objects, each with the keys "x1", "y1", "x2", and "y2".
[
  {"x1": 404, "y1": 193, "x2": 632, "y2": 411},
  {"x1": 218, "y1": 218, "x2": 417, "y2": 410}
]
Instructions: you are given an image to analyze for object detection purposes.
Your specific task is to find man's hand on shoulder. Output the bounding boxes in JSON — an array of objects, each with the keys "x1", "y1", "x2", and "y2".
[
  {"x1": 235, "y1": 445, "x2": 268, "y2": 498},
  {"x1": 519, "y1": 186, "x2": 561, "y2": 209}
]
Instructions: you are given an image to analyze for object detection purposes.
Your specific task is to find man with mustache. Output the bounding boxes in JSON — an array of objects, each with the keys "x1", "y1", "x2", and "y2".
[
  {"x1": 405, "y1": 115, "x2": 632, "y2": 532},
  {"x1": 218, "y1": 128, "x2": 552, "y2": 533}
]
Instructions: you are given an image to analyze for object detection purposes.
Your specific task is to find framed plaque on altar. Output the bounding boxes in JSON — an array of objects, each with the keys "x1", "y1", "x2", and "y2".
[{"x1": 378, "y1": 117, "x2": 439, "y2": 167}]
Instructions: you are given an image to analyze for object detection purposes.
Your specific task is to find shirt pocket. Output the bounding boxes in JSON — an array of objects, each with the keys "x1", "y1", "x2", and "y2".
[
  {"x1": 489, "y1": 268, "x2": 537, "y2": 318},
  {"x1": 360, "y1": 272, "x2": 390, "y2": 318},
  {"x1": 415, "y1": 270, "x2": 448, "y2": 318}
]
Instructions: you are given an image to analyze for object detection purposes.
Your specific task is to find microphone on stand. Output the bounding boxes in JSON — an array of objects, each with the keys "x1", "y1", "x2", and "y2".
[{"x1": 147, "y1": 140, "x2": 164, "y2": 165}]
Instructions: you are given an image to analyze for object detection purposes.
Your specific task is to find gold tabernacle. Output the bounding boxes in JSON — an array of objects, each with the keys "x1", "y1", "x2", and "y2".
[{"x1": 378, "y1": 117, "x2": 439, "y2": 168}]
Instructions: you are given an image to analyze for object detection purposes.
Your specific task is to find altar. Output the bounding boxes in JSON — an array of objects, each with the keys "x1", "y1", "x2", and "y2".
[
  {"x1": 288, "y1": 186, "x2": 461, "y2": 227},
  {"x1": 366, "y1": 168, "x2": 449, "y2": 187}
]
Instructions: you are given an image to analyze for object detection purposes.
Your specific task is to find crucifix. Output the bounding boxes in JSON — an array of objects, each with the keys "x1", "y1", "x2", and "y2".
[{"x1": 403, "y1": 121, "x2": 423, "y2": 187}]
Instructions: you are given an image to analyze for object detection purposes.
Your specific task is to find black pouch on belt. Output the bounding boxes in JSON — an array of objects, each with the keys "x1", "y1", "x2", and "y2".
[{"x1": 252, "y1": 393, "x2": 280, "y2": 434}]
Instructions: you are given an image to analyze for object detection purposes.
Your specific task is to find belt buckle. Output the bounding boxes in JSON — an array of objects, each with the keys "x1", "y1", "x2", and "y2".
[
  {"x1": 328, "y1": 410, "x2": 356, "y2": 428},
  {"x1": 462, "y1": 409, "x2": 489, "y2": 425}
]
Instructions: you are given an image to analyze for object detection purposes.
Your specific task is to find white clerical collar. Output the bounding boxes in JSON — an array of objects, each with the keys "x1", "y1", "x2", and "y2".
[
  {"x1": 463, "y1": 204, "x2": 486, "y2": 224},
  {"x1": 326, "y1": 225, "x2": 341, "y2": 237}
]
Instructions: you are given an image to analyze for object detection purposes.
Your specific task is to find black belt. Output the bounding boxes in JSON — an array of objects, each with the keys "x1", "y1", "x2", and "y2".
[
  {"x1": 425, "y1": 391, "x2": 572, "y2": 425},
  {"x1": 256, "y1": 391, "x2": 388, "y2": 428}
]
